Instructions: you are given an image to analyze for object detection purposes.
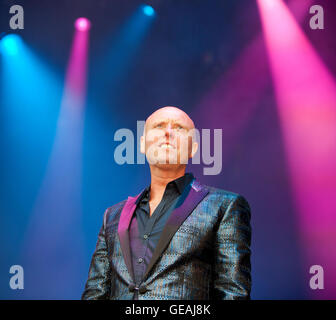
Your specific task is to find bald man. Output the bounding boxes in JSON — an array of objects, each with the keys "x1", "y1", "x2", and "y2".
[{"x1": 82, "y1": 106, "x2": 251, "y2": 300}]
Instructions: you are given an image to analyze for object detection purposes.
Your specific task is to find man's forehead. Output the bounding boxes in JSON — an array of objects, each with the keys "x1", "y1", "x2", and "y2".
[{"x1": 145, "y1": 107, "x2": 194, "y2": 128}]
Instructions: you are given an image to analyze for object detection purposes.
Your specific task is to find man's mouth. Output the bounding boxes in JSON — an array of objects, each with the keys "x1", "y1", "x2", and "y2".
[{"x1": 159, "y1": 142, "x2": 175, "y2": 149}]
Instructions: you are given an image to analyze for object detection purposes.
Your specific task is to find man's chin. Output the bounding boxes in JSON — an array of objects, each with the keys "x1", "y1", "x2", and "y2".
[{"x1": 148, "y1": 161, "x2": 185, "y2": 169}]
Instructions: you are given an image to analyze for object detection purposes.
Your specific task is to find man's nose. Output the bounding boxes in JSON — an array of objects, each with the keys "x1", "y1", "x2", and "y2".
[{"x1": 165, "y1": 123, "x2": 173, "y2": 137}]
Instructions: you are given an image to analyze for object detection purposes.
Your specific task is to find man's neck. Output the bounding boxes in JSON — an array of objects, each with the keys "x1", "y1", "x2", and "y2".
[{"x1": 149, "y1": 165, "x2": 186, "y2": 201}]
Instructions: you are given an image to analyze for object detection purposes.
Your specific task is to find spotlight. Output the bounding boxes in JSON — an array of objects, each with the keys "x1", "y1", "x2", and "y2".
[
  {"x1": 0, "y1": 34, "x2": 21, "y2": 55},
  {"x1": 75, "y1": 17, "x2": 91, "y2": 31},
  {"x1": 143, "y1": 5, "x2": 155, "y2": 17}
]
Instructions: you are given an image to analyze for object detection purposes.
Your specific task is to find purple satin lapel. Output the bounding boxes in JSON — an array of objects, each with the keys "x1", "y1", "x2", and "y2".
[
  {"x1": 118, "y1": 196, "x2": 138, "y2": 234},
  {"x1": 117, "y1": 193, "x2": 142, "y2": 282}
]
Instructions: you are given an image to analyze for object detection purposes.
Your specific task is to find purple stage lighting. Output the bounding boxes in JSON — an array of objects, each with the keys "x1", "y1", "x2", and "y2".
[{"x1": 75, "y1": 17, "x2": 91, "y2": 31}]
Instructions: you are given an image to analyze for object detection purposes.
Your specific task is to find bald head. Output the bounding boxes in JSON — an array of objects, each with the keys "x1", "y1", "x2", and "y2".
[{"x1": 144, "y1": 106, "x2": 195, "y2": 135}]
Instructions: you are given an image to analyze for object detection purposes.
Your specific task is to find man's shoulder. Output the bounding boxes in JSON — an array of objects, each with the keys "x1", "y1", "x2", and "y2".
[
  {"x1": 198, "y1": 181, "x2": 239, "y2": 200},
  {"x1": 106, "y1": 198, "x2": 128, "y2": 211},
  {"x1": 197, "y1": 181, "x2": 250, "y2": 210},
  {"x1": 105, "y1": 198, "x2": 128, "y2": 214},
  {"x1": 102, "y1": 198, "x2": 128, "y2": 225}
]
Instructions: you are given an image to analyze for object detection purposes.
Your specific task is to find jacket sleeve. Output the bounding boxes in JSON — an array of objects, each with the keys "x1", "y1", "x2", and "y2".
[
  {"x1": 81, "y1": 209, "x2": 111, "y2": 300},
  {"x1": 213, "y1": 195, "x2": 252, "y2": 300}
]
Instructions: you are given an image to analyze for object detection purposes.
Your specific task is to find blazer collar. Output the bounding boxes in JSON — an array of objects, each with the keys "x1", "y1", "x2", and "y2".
[{"x1": 117, "y1": 178, "x2": 209, "y2": 283}]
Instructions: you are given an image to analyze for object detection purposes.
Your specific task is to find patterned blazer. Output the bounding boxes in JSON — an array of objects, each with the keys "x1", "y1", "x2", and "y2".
[{"x1": 81, "y1": 179, "x2": 251, "y2": 300}]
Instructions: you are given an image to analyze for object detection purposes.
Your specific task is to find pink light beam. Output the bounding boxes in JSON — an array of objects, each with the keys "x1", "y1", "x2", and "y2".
[{"x1": 257, "y1": 0, "x2": 336, "y2": 298}]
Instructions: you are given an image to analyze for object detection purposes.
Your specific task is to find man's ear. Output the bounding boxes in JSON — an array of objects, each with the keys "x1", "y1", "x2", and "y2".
[
  {"x1": 140, "y1": 135, "x2": 145, "y2": 154},
  {"x1": 189, "y1": 141, "x2": 198, "y2": 158}
]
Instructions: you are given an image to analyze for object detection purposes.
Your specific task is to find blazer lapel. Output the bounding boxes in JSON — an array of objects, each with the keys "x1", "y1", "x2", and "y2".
[
  {"x1": 143, "y1": 179, "x2": 209, "y2": 280},
  {"x1": 117, "y1": 192, "x2": 142, "y2": 282}
]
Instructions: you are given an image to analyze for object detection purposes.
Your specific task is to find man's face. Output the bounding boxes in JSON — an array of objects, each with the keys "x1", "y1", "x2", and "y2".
[{"x1": 140, "y1": 107, "x2": 198, "y2": 167}]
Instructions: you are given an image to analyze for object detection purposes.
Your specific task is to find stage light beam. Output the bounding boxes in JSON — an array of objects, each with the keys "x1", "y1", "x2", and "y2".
[
  {"x1": 19, "y1": 15, "x2": 91, "y2": 299},
  {"x1": 143, "y1": 5, "x2": 155, "y2": 17},
  {"x1": 257, "y1": 0, "x2": 336, "y2": 298}
]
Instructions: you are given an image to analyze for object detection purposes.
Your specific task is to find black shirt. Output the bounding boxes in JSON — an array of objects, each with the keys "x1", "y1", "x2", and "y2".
[{"x1": 129, "y1": 172, "x2": 195, "y2": 294}]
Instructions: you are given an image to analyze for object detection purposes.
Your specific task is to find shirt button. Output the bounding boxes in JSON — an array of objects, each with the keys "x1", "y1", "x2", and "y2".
[
  {"x1": 143, "y1": 234, "x2": 148, "y2": 240},
  {"x1": 138, "y1": 258, "x2": 143, "y2": 263}
]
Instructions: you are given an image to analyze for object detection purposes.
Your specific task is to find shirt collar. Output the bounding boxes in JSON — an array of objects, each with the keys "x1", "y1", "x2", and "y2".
[
  {"x1": 135, "y1": 172, "x2": 195, "y2": 205},
  {"x1": 171, "y1": 172, "x2": 194, "y2": 194}
]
